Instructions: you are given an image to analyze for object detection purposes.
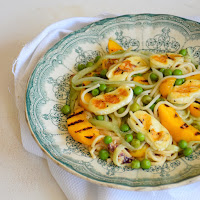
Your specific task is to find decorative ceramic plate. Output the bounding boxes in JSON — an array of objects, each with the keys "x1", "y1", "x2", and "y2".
[{"x1": 26, "y1": 14, "x2": 200, "y2": 190}]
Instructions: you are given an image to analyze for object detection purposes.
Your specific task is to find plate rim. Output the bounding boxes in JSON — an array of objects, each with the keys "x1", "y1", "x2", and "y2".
[
  {"x1": 44, "y1": 13, "x2": 200, "y2": 57},
  {"x1": 25, "y1": 13, "x2": 200, "y2": 191}
]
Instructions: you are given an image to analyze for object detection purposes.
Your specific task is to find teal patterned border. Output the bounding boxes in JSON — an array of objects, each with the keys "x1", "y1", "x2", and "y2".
[{"x1": 26, "y1": 14, "x2": 200, "y2": 190}]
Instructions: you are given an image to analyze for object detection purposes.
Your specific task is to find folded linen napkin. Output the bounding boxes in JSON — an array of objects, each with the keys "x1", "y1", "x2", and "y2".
[{"x1": 13, "y1": 14, "x2": 200, "y2": 200}]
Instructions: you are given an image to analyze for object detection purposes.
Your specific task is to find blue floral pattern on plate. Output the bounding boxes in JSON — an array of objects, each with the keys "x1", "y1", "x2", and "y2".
[{"x1": 26, "y1": 14, "x2": 200, "y2": 190}]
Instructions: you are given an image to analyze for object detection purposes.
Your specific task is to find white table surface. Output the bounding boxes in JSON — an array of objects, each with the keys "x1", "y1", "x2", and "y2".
[{"x1": 1, "y1": 0, "x2": 200, "y2": 199}]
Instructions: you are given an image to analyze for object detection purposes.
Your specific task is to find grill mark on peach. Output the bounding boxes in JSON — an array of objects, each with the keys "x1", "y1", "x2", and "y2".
[
  {"x1": 180, "y1": 123, "x2": 189, "y2": 129},
  {"x1": 68, "y1": 120, "x2": 84, "y2": 127},
  {"x1": 84, "y1": 135, "x2": 94, "y2": 139},
  {"x1": 67, "y1": 110, "x2": 84, "y2": 119},
  {"x1": 194, "y1": 106, "x2": 200, "y2": 110},
  {"x1": 141, "y1": 79, "x2": 148, "y2": 83},
  {"x1": 75, "y1": 127, "x2": 93, "y2": 133}
]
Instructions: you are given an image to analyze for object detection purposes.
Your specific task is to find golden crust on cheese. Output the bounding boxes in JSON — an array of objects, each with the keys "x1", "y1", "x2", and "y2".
[
  {"x1": 128, "y1": 111, "x2": 171, "y2": 151},
  {"x1": 88, "y1": 86, "x2": 133, "y2": 115}
]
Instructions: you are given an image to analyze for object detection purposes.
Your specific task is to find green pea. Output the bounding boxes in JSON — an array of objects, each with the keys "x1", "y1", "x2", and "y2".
[
  {"x1": 142, "y1": 95, "x2": 153, "y2": 105},
  {"x1": 181, "y1": 78, "x2": 186, "y2": 83},
  {"x1": 120, "y1": 124, "x2": 130, "y2": 132},
  {"x1": 136, "y1": 132, "x2": 145, "y2": 142},
  {"x1": 195, "y1": 65, "x2": 199, "y2": 69},
  {"x1": 178, "y1": 140, "x2": 188, "y2": 149},
  {"x1": 131, "y1": 139, "x2": 141, "y2": 148},
  {"x1": 96, "y1": 115, "x2": 104, "y2": 121},
  {"x1": 133, "y1": 86, "x2": 143, "y2": 95},
  {"x1": 179, "y1": 49, "x2": 187, "y2": 56},
  {"x1": 160, "y1": 68, "x2": 165, "y2": 73},
  {"x1": 99, "y1": 149, "x2": 109, "y2": 160},
  {"x1": 78, "y1": 64, "x2": 86, "y2": 71},
  {"x1": 150, "y1": 103, "x2": 156, "y2": 111},
  {"x1": 99, "y1": 84, "x2": 107, "y2": 92},
  {"x1": 104, "y1": 136, "x2": 112, "y2": 144},
  {"x1": 173, "y1": 69, "x2": 183, "y2": 75},
  {"x1": 61, "y1": 105, "x2": 71, "y2": 115},
  {"x1": 100, "y1": 69, "x2": 108, "y2": 78},
  {"x1": 175, "y1": 79, "x2": 184, "y2": 85},
  {"x1": 118, "y1": 107, "x2": 126, "y2": 114},
  {"x1": 94, "y1": 55, "x2": 101, "y2": 63},
  {"x1": 124, "y1": 134, "x2": 133, "y2": 143},
  {"x1": 130, "y1": 102, "x2": 140, "y2": 112},
  {"x1": 156, "y1": 98, "x2": 164, "y2": 104},
  {"x1": 131, "y1": 160, "x2": 141, "y2": 169},
  {"x1": 106, "y1": 86, "x2": 115, "y2": 93},
  {"x1": 86, "y1": 61, "x2": 94, "y2": 68},
  {"x1": 163, "y1": 69, "x2": 173, "y2": 76},
  {"x1": 183, "y1": 147, "x2": 193, "y2": 157},
  {"x1": 150, "y1": 73, "x2": 158, "y2": 82},
  {"x1": 92, "y1": 88, "x2": 100, "y2": 96},
  {"x1": 141, "y1": 159, "x2": 151, "y2": 169}
]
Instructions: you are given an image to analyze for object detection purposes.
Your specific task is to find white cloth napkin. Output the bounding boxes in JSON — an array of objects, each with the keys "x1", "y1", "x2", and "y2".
[{"x1": 13, "y1": 14, "x2": 200, "y2": 200}]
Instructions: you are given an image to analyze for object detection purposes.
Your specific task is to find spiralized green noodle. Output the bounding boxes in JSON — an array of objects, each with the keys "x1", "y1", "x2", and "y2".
[
  {"x1": 89, "y1": 118, "x2": 122, "y2": 137},
  {"x1": 127, "y1": 67, "x2": 150, "y2": 81},
  {"x1": 69, "y1": 85, "x2": 79, "y2": 113},
  {"x1": 73, "y1": 78, "x2": 154, "y2": 90},
  {"x1": 104, "y1": 51, "x2": 150, "y2": 64},
  {"x1": 72, "y1": 58, "x2": 103, "y2": 85}
]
